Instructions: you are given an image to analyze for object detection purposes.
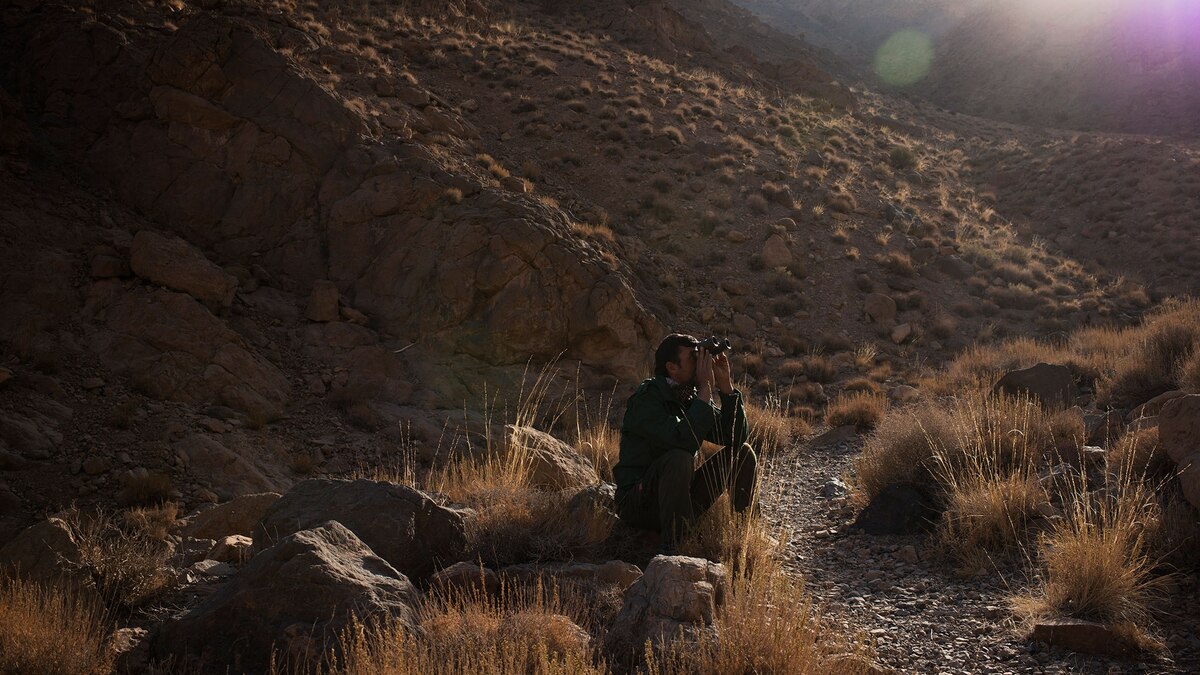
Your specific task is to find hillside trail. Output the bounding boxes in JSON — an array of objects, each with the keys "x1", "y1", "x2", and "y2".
[{"x1": 760, "y1": 430, "x2": 1198, "y2": 674}]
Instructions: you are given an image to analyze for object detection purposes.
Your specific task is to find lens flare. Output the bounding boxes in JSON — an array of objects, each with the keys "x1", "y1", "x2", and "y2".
[{"x1": 875, "y1": 30, "x2": 934, "y2": 87}]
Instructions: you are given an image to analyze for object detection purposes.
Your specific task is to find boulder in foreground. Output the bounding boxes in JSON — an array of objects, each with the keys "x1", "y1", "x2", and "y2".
[
  {"x1": 154, "y1": 521, "x2": 419, "y2": 673},
  {"x1": 253, "y1": 478, "x2": 467, "y2": 580}
]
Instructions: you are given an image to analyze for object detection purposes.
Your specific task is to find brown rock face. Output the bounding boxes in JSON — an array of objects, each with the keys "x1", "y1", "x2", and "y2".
[
  {"x1": 605, "y1": 555, "x2": 726, "y2": 660},
  {"x1": 130, "y1": 230, "x2": 237, "y2": 311},
  {"x1": 154, "y1": 521, "x2": 420, "y2": 673},
  {"x1": 181, "y1": 492, "x2": 282, "y2": 540},
  {"x1": 993, "y1": 363, "x2": 1078, "y2": 409},
  {"x1": 507, "y1": 425, "x2": 600, "y2": 490},
  {"x1": 0, "y1": 517, "x2": 101, "y2": 606},
  {"x1": 1159, "y1": 394, "x2": 1200, "y2": 464},
  {"x1": 253, "y1": 479, "x2": 468, "y2": 581},
  {"x1": 90, "y1": 288, "x2": 289, "y2": 420}
]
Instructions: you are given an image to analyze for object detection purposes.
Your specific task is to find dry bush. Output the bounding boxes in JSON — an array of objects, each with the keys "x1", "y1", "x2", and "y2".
[
  {"x1": 824, "y1": 392, "x2": 887, "y2": 431},
  {"x1": 123, "y1": 502, "x2": 179, "y2": 541},
  {"x1": 574, "y1": 397, "x2": 619, "y2": 484},
  {"x1": 854, "y1": 403, "x2": 956, "y2": 503},
  {"x1": 854, "y1": 395, "x2": 1052, "y2": 504},
  {"x1": 60, "y1": 506, "x2": 174, "y2": 612},
  {"x1": 679, "y1": 495, "x2": 778, "y2": 576},
  {"x1": 746, "y1": 193, "x2": 769, "y2": 214},
  {"x1": 1013, "y1": 477, "x2": 1166, "y2": 646},
  {"x1": 1108, "y1": 427, "x2": 1171, "y2": 482},
  {"x1": 878, "y1": 251, "x2": 915, "y2": 277},
  {"x1": 936, "y1": 450, "x2": 1045, "y2": 567},
  {"x1": 780, "y1": 355, "x2": 836, "y2": 383},
  {"x1": 329, "y1": 581, "x2": 602, "y2": 675},
  {"x1": 0, "y1": 578, "x2": 112, "y2": 675},
  {"x1": 744, "y1": 393, "x2": 809, "y2": 455}
]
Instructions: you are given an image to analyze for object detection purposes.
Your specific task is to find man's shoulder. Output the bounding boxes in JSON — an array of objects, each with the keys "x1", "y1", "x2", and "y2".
[{"x1": 627, "y1": 377, "x2": 664, "y2": 403}]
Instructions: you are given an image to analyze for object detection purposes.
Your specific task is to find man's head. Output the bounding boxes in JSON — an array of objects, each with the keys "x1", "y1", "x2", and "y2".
[{"x1": 654, "y1": 333, "x2": 700, "y2": 384}]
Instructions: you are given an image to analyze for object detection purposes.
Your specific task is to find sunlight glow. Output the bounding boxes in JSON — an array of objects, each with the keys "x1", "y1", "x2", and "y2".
[{"x1": 874, "y1": 30, "x2": 934, "y2": 87}]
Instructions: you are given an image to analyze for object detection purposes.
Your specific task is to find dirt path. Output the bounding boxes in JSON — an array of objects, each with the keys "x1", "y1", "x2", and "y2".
[{"x1": 760, "y1": 429, "x2": 1198, "y2": 674}]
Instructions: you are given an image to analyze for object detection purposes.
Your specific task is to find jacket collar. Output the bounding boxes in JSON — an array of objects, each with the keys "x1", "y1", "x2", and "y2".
[{"x1": 655, "y1": 375, "x2": 695, "y2": 406}]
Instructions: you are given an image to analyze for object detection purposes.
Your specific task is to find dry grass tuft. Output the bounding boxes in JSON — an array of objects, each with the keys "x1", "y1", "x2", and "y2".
[
  {"x1": 1013, "y1": 476, "x2": 1166, "y2": 644},
  {"x1": 0, "y1": 578, "x2": 112, "y2": 675},
  {"x1": 329, "y1": 580, "x2": 601, "y2": 675},
  {"x1": 936, "y1": 450, "x2": 1046, "y2": 568},
  {"x1": 744, "y1": 393, "x2": 809, "y2": 455},
  {"x1": 60, "y1": 506, "x2": 174, "y2": 612},
  {"x1": 1107, "y1": 427, "x2": 1171, "y2": 482},
  {"x1": 824, "y1": 392, "x2": 887, "y2": 431}
]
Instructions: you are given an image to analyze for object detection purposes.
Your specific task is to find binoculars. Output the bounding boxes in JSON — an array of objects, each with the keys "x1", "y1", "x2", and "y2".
[{"x1": 697, "y1": 336, "x2": 731, "y2": 355}]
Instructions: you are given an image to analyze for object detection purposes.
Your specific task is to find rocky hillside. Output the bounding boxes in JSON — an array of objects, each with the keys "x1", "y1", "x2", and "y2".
[{"x1": 0, "y1": 0, "x2": 1198, "y2": 673}]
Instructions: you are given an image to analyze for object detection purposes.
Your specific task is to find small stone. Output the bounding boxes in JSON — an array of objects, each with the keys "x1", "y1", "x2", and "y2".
[
  {"x1": 0, "y1": 368, "x2": 11, "y2": 387},
  {"x1": 820, "y1": 478, "x2": 848, "y2": 499},
  {"x1": 81, "y1": 377, "x2": 105, "y2": 390},
  {"x1": 199, "y1": 418, "x2": 227, "y2": 434},
  {"x1": 189, "y1": 559, "x2": 237, "y2": 578},
  {"x1": 890, "y1": 323, "x2": 913, "y2": 344},
  {"x1": 760, "y1": 234, "x2": 792, "y2": 267},
  {"x1": 895, "y1": 545, "x2": 919, "y2": 564},
  {"x1": 725, "y1": 230, "x2": 748, "y2": 243},
  {"x1": 889, "y1": 385, "x2": 920, "y2": 402}
]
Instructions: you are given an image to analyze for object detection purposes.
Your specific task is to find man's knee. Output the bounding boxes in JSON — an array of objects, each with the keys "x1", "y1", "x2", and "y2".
[
  {"x1": 658, "y1": 449, "x2": 694, "y2": 479},
  {"x1": 737, "y1": 443, "x2": 758, "y2": 469}
]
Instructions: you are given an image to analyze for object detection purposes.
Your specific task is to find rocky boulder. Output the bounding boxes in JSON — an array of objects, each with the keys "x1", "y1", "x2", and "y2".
[
  {"x1": 0, "y1": 517, "x2": 100, "y2": 605},
  {"x1": 605, "y1": 555, "x2": 726, "y2": 660},
  {"x1": 507, "y1": 425, "x2": 600, "y2": 490},
  {"x1": 253, "y1": 479, "x2": 467, "y2": 580},
  {"x1": 174, "y1": 435, "x2": 283, "y2": 501},
  {"x1": 1159, "y1": 394, "x2": 1200, "y2": 464},
  {"x1": 760, "y1": 234, "x2": 792, "y2": 267},
  {"x1": 130, "y1": 230, "x2": 237, "y2": 312},
  {"x1": 180, "y1": 492, "x2": 281, "y2": 540},
  {"x1": 1128, "y1": 390, "x2": 1187, "y2": 423},
  {"x1": 1159, "y1": 394, "x2": 1200, "y2": 509},
  {"x1": 154, "y1": 521, "x2": 420, "y2": 673},
  {"x1": 993, "y1": 363, "x2": 1078, "y2": 409}
]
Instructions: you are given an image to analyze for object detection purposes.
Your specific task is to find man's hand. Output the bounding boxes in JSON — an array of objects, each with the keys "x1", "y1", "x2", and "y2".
[
  {"x1": 712, "y1": 351, "x2": 734, "y2": 396},
  {"x1": 696, "y1": 347, "x2": 714, "y2": 401}
]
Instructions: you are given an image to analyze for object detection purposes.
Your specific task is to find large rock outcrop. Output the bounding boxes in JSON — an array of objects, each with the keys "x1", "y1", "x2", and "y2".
[
  {"x1": 87, "y1": 287, "x2": 290, "y2": 420},
  {"x1": 154, "y1": 521, "x2": 420, "y2": 673},
  {"x1": 1159, "y1": 394, "x2": 1200, "y2": 509},
  {"x1": 253, "y1": 479, "x2": 468, "y2": 580},
  {"x1": 605, "y1": 555, "x2": 726, "y2": 660}
]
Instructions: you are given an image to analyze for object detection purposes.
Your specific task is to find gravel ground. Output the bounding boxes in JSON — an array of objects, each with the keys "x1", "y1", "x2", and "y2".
[{"x1": 760, "y1": 429, "x2": 1200, "y2": 674}]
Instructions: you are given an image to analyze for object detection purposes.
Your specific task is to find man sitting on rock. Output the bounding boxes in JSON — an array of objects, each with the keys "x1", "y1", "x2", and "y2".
[{"x1": 613, "y1": 333, "x2": 757, "y2": 553}]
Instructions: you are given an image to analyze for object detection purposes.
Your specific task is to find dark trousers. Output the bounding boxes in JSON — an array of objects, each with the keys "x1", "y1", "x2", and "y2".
[{"x1": 616, "y1": 443, "x2": 757, "y2": 548}]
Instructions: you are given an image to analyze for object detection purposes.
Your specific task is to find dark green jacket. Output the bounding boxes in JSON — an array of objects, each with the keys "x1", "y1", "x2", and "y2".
[{"x1": 613, "y1": 376, "x2": 749, "y2": 500}]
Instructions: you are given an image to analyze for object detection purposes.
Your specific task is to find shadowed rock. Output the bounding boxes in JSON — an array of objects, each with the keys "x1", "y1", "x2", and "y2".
[
  {"x1": 253, "y1": 478, "x2": 468, "y2": 580},
  {"x1": 155, "y1": 521, "x2": 419, "y2": 674}
]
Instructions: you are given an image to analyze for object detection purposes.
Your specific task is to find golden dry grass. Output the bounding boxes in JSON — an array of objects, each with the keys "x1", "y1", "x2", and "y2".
[
  {"x1": 328, "y1": 580, "x2": 602, "y2": 675},
  {"x1": 935, "y1": 449, "x2": 1046, "y2": 568},
  {"x1": 60, "y1": 506, "x2": 173, "y2": 612},
  {"x1": 1013, "y1": 476, "x2": 1166, "y2": 644},
  {"x1": 824, "y1": 391, "x2": 887, "y2": 431},
  {"x1": 744, "y1": 393, "x2": 810, "y2": 455},
  {"x1": 0, "y1": 577, "x2": 112, "y2": 675}
]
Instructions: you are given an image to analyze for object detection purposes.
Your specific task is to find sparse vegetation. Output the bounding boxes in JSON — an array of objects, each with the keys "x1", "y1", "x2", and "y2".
[{"x1": 0, "y1": 578, "x2": 112, "y2": 675}]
